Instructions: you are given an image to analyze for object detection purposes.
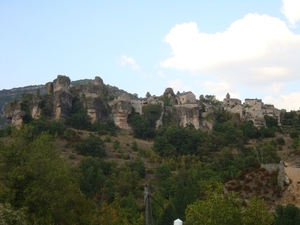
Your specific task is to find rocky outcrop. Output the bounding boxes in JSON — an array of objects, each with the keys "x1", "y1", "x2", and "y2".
[
  {"x1": 174, "y1": 105, "x2": 200, "y2": 129},
  {"x1": 31, "y1": 100, "x2": 42, "y2": 119},
  {"x1": 4, "y1": 102, "x2": 26, "y2": 127},
  {"x1": 53, "y1": 91, "x2": 74, "y2": 121},
  {"x1": 163, "y1": 87, "x2": 175, "y2": 96},
  {"x1": 110, "y1": 93, "x2": 132, "y2": 129},
  {"x1": 45, "y1": 82, "x2": 53, "y2": 94},
  {"x1": 200, "y1": 111, "x2": 215, "y2": 131},
  {"x1": 53, "y1": 75, "x2": 71, "y2": 93},
  {"x1": 85, "y1": 97, "x2": 108, "y2": 123}
]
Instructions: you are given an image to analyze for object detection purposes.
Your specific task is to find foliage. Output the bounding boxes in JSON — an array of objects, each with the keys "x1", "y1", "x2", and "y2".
[
  {"x1": 0, "y1": 127, "x2": 93, "y2": 224},
  {"x1": 94, "y1": 120, "x2": 120, "y2": 136},
  {"x1": 20, "y1": 92, "x2": 34, "y2": 123},
  {"x1": 28, "y1": 119, "x2": 66, "y2": 137},
  {"x1": 153, "y1": 124, "x2": 202, "y2": 156},
  {"x1": 185, "y1": 184, "x2": 274, "y2": 225},
  {"x1": 281, "y1": 111, "x2": 300, "y2": 126},
  {"x1": 203, "y1": 95, "x2": 221, "y2": 106},
  {"x1": 74, "y1": 136, "x2": 106, "y2": 157},
  {"x1": 0, "y1": 203, "x2": 28, "y2": 225},
  {"x1": 242, "y1": 196, "x2": 274, "y2": 225},
  {"x1": 66, "y1": 97, "x2": 92, "y2": 130},
  {"x1": 126, "y1": 158, "x2": 146, "y2": 178},
  {"x1": 161, "y1": 95, "x2": 172, "y2": 106},
  {"x1": 142, "y1": 103, "x2": 163, "y2": 122},
  {"x1": 264, "y1": 115, "x2": 279, "y2": 128},
  {"x1": 274, "y1": 204, "x2": 300, "y2": 225},
  {"x1": 289, "y1": 128, "x2": 299, "y2": 139},
  {"x1": 0, "y1": 125, "x2": 12, "y2": 137},
  {"x1": 38, "y1": 95, "x2": 53, "y2": 118},
  {"x1": 239, "y1": 121, "x2": 260, "y2": 139},
  {"x1": 131, "y1": 141, "x2": 138, "y2": 151},
  {"x1": 113, "y1": 140, "x2": 120, "y2": 150},
  {"x1": 130, "y1": 114, "x2": 155, "y2": 139},
  {"x1": 257, "y1": 142, "x2": 280, "y2": 164},
  {"x1": 185, "y1": 183, "x2": 242, "y2": 225},
  {"x1": 78, "y1": 157, "x2": 113, "y2": 200},
  {"x1": 95, "y1": 195, "x2": 131, "y2": 225},
  {"x1": 260, "y1": 126, "x2": 275, "y2": 138}
]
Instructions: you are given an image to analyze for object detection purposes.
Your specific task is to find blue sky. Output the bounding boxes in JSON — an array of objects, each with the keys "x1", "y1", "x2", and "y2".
[{"x1": 1, "y1": 0, "x2": 300, "y2": 110}]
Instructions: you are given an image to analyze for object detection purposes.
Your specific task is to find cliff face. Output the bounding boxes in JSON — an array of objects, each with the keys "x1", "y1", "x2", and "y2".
[
  {"x1": 109, "y1": 94, "x2": 132, "y2": 129},
  {"x1": 4, "y1": 102, "x2": 26, "y2": 127},
  {"x1": 174, "y1": 106, "x2": 201, "y2": 129},
  {"x1": 3, "y1": 76, "x2": 215, "y2": 130}
]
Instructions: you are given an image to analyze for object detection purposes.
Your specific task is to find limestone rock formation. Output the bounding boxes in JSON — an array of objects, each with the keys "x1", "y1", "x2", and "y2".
[
  {"x1": 110, "y1": 93, "x2": 132, "y2": 129},
  {"x1": 163, "y1": 87, "x2": 175, "y2": 96},
  {"x1": 174, "y1": 106, "x2": 200, "y2": 129},
  {"x1": 4, "y1": 102, "x2": 26, "y2": 127},
  {"x1": 53, "y1": 75, "x2": 71, "y2": 93},
  {"x1": 3, "y1": 76, "x2": 282, "y2": 131},
  {"x1": 53, "y1": 91, "x2": 74, "y2": 121},
  {"x1": 45, "y1": 82, "x2": 53, "y2": 94}
]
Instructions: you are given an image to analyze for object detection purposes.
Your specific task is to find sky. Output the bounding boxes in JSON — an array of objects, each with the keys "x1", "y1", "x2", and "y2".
[{"x1": 1, "y1": 0, "x2": 300, "y2": 111}]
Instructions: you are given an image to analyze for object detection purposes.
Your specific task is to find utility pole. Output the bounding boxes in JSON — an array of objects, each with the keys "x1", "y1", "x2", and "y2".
[{"x1": 144, "y1": 185, "x2": 154, "y2": 225}]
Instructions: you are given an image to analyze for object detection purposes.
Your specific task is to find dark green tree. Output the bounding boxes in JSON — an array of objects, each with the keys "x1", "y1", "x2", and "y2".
[
  {"x1": 0, "y1": 127, "x2": 93, "y2": 224},
  {"x1": 274, "y1": 204, "x2": 300, "y2": 225},
  {"x1": 74, "y1": 136, "x2": 106, "y2": 157}
]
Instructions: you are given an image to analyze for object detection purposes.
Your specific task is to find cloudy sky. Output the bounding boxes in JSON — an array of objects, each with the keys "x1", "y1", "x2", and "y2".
[{"x1": 1, "y1": 0, "x2": 300, "y2": 111}]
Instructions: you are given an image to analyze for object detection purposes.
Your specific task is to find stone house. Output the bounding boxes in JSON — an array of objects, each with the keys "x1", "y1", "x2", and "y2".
[{"x1": 177, "y1": 91, "x2": 196, "y2": 105}]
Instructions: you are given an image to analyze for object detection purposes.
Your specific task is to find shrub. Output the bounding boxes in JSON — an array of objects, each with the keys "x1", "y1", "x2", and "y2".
[
  {"x1": 74, "y1": 136, "x2": 106, "y2": 158},
  {"x1": 131, "y1": 141, "x2": 138, "y2": 151},
  {"x1": 113, "y1": 140, "x2": 120, "y2": 150}
]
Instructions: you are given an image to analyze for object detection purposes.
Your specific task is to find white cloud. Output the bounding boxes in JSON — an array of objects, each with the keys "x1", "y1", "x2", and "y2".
[
  {"x1": 281, "y1": 0, "x2": 300, "y2": 27},
  {"x1": 265, "y1": 82, "x2": 285, "y2": 94},
  {"x1": 167, "y1": 79, "x2": 190, "y2": 93},
  {"x1": 120, "y1": 55, "x2": 140, "y2": 70},
  {"x1": 161, "y1": 14, "x2": 300, "y2": 89},
  {"x1": 203, "y1": 81, "x2": 240, "y2": 101},
  {"x1": 264, "y1": 92, "x2": 300, "y2": 111},
  {"x1": 157, "y1": 71, "x2": 165, "y2": 77}
]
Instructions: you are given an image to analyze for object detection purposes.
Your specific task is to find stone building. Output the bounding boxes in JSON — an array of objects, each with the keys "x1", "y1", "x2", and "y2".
[
  {"x1": 177, "y1": 91, "x2": 196, "y2": 105},
  {"x1": 223, "y1": 93, "x2": 241, "y2": 107}
]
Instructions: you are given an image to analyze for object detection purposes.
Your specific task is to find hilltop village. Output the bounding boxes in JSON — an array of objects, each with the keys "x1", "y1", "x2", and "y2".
[{"x1": 4, "y1": 75, "x2": 282, "y2": 130}]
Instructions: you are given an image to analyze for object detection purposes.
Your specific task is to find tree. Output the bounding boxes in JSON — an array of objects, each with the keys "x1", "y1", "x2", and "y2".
[
  {"x1": 95, "y1": 195, "x2": 131, "y2": 225},
  {"x1": 274, "y1": 204, "x2": 300, "y2": 225},
  {"x1": 78, "y1": 157, "x2": 109, "y2": 199},
  {"x1": 185, "y1": 183, "x2": 242, "y2": 225},
  {"x1": 146, "y1": 92, "x2": 151, "y2": 98},
  {"x1": 242, "y1": 196, "x2": 274, "y2": 225},
  {"x1": 130, "y1": 114, "x2": 155, "y2": 139},
  {"x1": 74, "y1": 136, "x2": 106, "y2": 157},
  {"x1": 0, "y1": 127, "x2": 93, "y2": 224},
  {"x1": 0, "y1": 203, "x2": 28, "y2": 225},
  {"x1": 126, "y1": 158, "x2": 146, "y2": 178},
  {"x1": 185, "y1": 183, "x2": 274, "y2": 225},
  {"x1": 66, "y1": 97, "x2": 91, "y2": 130}
]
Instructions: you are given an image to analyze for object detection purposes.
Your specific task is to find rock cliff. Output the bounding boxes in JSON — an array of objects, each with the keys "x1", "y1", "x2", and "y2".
[{"x1": 3, "y1": 76, "x2": 216, "y2": 130}]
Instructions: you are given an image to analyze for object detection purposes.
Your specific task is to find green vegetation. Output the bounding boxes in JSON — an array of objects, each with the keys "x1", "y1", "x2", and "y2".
[
  {"x1": 274, "y1": 204, "x2": 300, "y2": 225},
  {"x1": 2, "y1": 87, "x2": 300, "y2": 224},
  {"x1": 74, "y1": 136, "x2": 106, "y2": 157},
  {"x1": 185, "y1": 184, "x2": 274, "y2": 225}
]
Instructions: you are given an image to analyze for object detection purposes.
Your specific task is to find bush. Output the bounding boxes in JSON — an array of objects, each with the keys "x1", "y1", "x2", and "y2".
[
  {"x1": 74, "y1": 136, "x2": 106, "y2": 157},
  {"x1": 131, "y1": 141, "x2": 138, "y2": 151},
  {"x1": 113, "y1": 140, "x2": 120, "y2": 150},
  {"x1": 276, "y1": 137, "x2": 285, "y2": 146},
  {"x1": 126, "y1": 158, "x2": 146, "y2": 178}
]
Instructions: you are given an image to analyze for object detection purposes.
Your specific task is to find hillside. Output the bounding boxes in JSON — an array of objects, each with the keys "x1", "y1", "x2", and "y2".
[{"x1": 1, "y1": 75, "x2": 300, "y2": 224}]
